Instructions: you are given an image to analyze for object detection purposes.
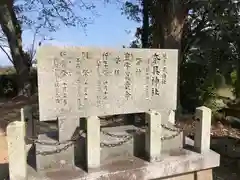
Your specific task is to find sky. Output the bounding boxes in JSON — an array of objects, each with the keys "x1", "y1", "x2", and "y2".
[{"x1": 0, "y1": 1, "x2": 140, "y2": 66}]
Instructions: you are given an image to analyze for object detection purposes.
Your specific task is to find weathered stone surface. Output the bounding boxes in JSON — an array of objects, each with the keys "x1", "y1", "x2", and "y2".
[
  {"x1": 21, "y1": 106, "x2": 37, "y2": 145},
  {"x1": 36, "y1": 116, "x2": 79, "y2": 170},
  {"x1": 160, "y1": 172, "x2": 194, "y2": 180},
  {"x1": 100, "y1": 125, "x2": 183, "y2": 163},
  {"x1": 37, "y1": 46, "x2": 178, "y2": 121},
  {"x1": 86, "y1": 116, "x2": 100, "y2": 169},
  {"x1": 58, "y1": 116, "x2": 79, "y2": 141},
  {"x1": 7, "y1": 121, "x2": 27, "y2": 180},
  {"x1": 195, "y1": 169, "x2": 213, "y2": 180},
  {"x1": 194, "y1": 106, "x2": 211, "y2": 153},
  {"x1": 145, "y1": 110, "x2": 162, "y2": 162},
  {"x1": 27, "y1": 137, "x2": 219, "y2": 180},
  {"x1": 35, "y1": 122, "x2": 182, "y2": 172},
  {"x1": 36, "y1": 133, "x2": 76, "y2": 171}
]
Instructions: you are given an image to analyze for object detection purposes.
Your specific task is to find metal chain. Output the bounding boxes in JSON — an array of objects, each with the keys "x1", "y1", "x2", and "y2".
[
  {"x1": 160, "y1": 130, "x2": 181, "y2": 141},
  {"x1": 29, "y1": 109, "x2": 187, "y2": 150},
  {"x1": 36, "y1": 142, "x2": 74, "y2": 156},
  {"x1": 100, "y1": 135, "x2": 133, "y2": 148},
  {"x1": 161, "y1": 124, "x2": 182, "y2": 132},
  {"x1": 101, "y1": 129, "x2": 132, "y2": 139},
  {"x1": 100, "y1": 122, "x2": 183, "y2": 148},
  {"x1": 26, "y1": 130, "x2": 83, "y2": 146},
  {"x1": 26, "y1": 130, "x2": 85, "y2": 156}
]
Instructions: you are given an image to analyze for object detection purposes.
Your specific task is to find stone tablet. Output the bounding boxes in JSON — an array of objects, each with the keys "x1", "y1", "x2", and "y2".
[{"x1": 37, "y1": 46, "x2": 178, "y2": 121}]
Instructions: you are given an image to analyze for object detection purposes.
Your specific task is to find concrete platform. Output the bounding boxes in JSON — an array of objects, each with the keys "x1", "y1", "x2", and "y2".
[
  {"x1": 35, "y1": 125, "x2": 183, "y2": 170},
  {"x1": 27, "y1": 137, "x2": 220, "y2": 180}
]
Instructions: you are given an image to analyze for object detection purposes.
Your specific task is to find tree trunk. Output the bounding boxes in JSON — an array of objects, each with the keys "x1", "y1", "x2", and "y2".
[
  {"x1": 150, "y1": 0, "x2": 188, "y2": 116},
  {"x1": 0, "y1": 1, "x2": 31, "y2": 97},
  {"x1": 141, "y1": 0, "x2": 149, "y2": 48}
]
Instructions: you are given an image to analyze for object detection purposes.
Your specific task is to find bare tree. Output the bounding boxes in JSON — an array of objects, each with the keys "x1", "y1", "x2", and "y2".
[{"x1": 0, "y1": 0, "x2": 97, "y2": 97}]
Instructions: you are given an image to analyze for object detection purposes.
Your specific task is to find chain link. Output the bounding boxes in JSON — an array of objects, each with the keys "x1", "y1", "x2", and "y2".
[
  {"x1": 35, "y1": 142, "x2": 74, "y2": 155},
  {"x1": 26, "y1": 130, "x2": 85, "y2": 156},
  {"x1": 28, "y1": 108, "x2": 186, "y2": 151},
  {"x1": 100, "y1": 122, "x2": 183, "y2": 148},
  {"x1": 100, "y1": 135, "x2": 133, "y2": 148},
  {"x1": 101, "y1": 129, "x2": 132, "y2": 139},
  {"x1": 161, "y1": 124, "x2": 182, "y2": 132}
]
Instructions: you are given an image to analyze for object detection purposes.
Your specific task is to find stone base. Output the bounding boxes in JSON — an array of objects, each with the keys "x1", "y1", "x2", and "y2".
[
  {"x1": 27, "y1": 138, "x2": 219, "y2": 180},
  {"x1": 159, "y1": 169, "x2": 212, "y2": 180},
  {"x1": 101, "y1": 125, "x2": 183, "y2": 163},
  {"x1": 35, "y1": 125, "x2": 183, "y2": 171},
  {"x1": 36, "y1": 133, "x2": 77, "y2": 171}
]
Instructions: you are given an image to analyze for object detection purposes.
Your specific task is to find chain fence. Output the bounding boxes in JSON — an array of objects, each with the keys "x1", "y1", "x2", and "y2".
[
  {"x1": 26, "y1": 120, "x2": 185, "y2": 155},
  {"x1": 26, "y1": 112, "x2": 229, "y2": 180},
  {"x1": 26, "y1": 130, "x2": 85, "y2": 155}
]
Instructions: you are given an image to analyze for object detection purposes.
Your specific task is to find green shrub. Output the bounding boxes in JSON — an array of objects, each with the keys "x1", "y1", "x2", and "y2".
[
  {"x1": 0, "y1": 68, "x2": 38, "y2": 98},
  {"x1": 0, "y1": 74, "x2": 18, "y2": 98}
]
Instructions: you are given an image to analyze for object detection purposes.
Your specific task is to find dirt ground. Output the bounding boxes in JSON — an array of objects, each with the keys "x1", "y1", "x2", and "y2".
[{"x1": 0, "y1": 96, "x2": 240, "y2": 179}]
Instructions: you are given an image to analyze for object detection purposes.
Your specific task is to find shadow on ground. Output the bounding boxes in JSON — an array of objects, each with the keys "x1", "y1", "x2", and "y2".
[
  {"x1": 211, "y1": 136, "x2": 240, "y2": 180},
  {"x1": 0, "y1": 163, "x2": 9, "y2": 180}
]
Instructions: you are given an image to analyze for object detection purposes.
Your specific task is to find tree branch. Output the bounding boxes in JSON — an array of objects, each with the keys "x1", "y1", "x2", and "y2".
[{"x1": 0, "y1": 45, "x2": 13, "y2": 64}]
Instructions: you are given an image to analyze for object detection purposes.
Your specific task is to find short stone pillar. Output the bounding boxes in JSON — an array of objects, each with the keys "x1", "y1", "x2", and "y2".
[
  {"x1": 168, "y1": 110, "x2": 175, "y2": 124},
  {"x1": 7, "y1": 121, "x2": 27, "y2": 180},
  {"x1": 145, "y1": 110, "x2": 162, "y2": 162},
  {"x1": 194, "y1": 106, "x2": 211, "y2": 153},
  {"x1": 86, "y1": 116, "x2": 100, "y2": 170},
  {"x1": 21, "y1": 106, "x2": 36, "y2": 139}
]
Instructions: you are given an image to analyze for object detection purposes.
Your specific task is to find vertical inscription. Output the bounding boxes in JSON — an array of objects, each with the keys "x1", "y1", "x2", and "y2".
[
  {"x1": 53, "y1": 55, "x2": 69, "y2": 107},
  {"x1": 161, "y1": 52, "x2": 167, "y2": 84},
  {"x1": 79, "y1": 51, "x2": 91, "y2": 107},
  {"x1": 59, "y1": 51, "x2": 69, "y2": 107},
  {"x1": 76, "y1": 57, "x2": 83, "y2": 110},
  {"x1": 54, "y1": 58, "x2": 61, "y2": 104},
  {"x1": 96, "y1": 59, "x2": 102, "y2": 107},
  {"x1": 145, "y1": 58, "x2": 150, "y2": 100},
  {"x1": 102, "y1": 52, "x2": 110, "y2": 100},
  {"x1": 151, "y1": 53, "x2": 161, "y2": 96},
  {"x1": 135, "y1": 57, "x2": 142, "y2": 75},
  {"x1": 124, "y1": 52, "x2": 133, "y2": 100},
  {"x1": 113, "y1": 56, "x2": 121, "y2": 76},
  {"x1": 62, "y1": 82, "x2": 68, "y2": 105},
  {"x1": 76, "y1": 57, "x2": 81, "y2": 69},
  {"x1": 82, "y1": 69, "x2": 90, "y2": 100}
]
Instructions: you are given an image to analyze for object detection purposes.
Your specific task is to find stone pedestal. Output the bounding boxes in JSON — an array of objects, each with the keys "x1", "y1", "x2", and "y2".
[
  {"x1": 36, "y1": 117, "x2": 79, "y2": 171},
  {"x1": 35, "y1": 133, "x2": 76, "y2": 171},
  {"x1": 21, "y1": 106, "x2": 37, "y2": 144},
  {"x1": 27, "y1": 137, "x2": 220, "y2": 180},
  {"x1": 194, "y1": 106, "x2": 211, "y2": 153},
  {"x1": 86, "y1": 116, "x2": 100, "y2": 170},
  {"x1": 7, "y1": 121, "x2": 27, "y2": 180},
  {"x1": 145, "y1": 110, "x2": 162, "y2": 162}
]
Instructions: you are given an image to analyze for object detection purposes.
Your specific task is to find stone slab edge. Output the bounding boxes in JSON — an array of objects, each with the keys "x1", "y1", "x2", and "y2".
[{"x1": 27, "y1": 137, "x2": 220, "y2": 180}]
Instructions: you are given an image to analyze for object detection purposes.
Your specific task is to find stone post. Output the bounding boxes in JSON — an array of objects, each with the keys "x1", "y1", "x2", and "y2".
[
  {"x1": 21, "y1": 106, "x2": 36, "y2": 139},
  {"x1": 7, "y1": 121, "x2": 27, "y2": 180},
  {"x1": 86, "y1": 116, "x2": 100, "y2": 170},
  {"x1": 145, "y1": 110, "x2": 162, "y2": 162},
  {"x1": 168, "y1": 110, "x2": 175, "y2": 124},
  {"x1": 194, "y1": 106, "x2": 211, "y2": 153}
]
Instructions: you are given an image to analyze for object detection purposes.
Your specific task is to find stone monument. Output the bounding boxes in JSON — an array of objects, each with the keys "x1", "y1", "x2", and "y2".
[{"x1": 6, "y1": 45, "x2": 220, "y2": 180}]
